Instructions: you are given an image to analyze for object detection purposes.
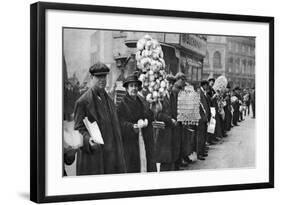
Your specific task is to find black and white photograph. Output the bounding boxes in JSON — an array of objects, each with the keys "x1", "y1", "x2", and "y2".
[
  {"x1": 29, "y1": 2, "x2": 274, "y2": 202},
  {"x1": 63, "y1": 29, "x2": 256, "y2": 176}
]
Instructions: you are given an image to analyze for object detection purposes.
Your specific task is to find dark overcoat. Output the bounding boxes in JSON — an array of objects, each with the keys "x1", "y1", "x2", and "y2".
[
  {"x1": 117, "y1": 94, "x2": 155, "y2": 173},
  {"x1": 155, "y1": 94, "x2": 176, "y2": 163},
  {"x1": 138, "y1": 94, "x2": 157, "y2": 172},
  {"x1": 74, "y1": 88, "x2": 127, "y2": 175},
  {"x1": 197, "y1": 89, "x2": 210, "y2": 154},
  {"x1": 232, "y1": 92, "x2": 241, "y2": 125},
  {"x1": 169, "y1": 91, "x2": 182, "y2": 162},
  {"x1": 224, "y1": 94, "x2": 232, "y2": 131}
]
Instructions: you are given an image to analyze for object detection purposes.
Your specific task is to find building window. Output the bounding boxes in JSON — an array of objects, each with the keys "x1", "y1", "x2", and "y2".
[
  {"x1": 198, "y1": 68, "x2": 202, "y2": 81},
  {"x1": 192, "y1": 67, "x2": 198, "y2": 81},
  {"x1": 213, "y1": 51, "x2": 222, "y2": 68},
  {"x1": 235, "y1": 58, "x2": 240, "y2": 73},
  {"x1": 228, "y1": 42, "x2": 231, "y2": 50},
  {"x1": 204, "y1": 51, "x2": 209, "y2": 65},
  {"x1": 228, "y1": 57, "x2": 233, "y2": 72},
  {"x1": 247, "y1": 60, "x2": 252, "y2": 74},
  {"x1": 242, "y1": 59, "x2": 247, "y2": 74}
]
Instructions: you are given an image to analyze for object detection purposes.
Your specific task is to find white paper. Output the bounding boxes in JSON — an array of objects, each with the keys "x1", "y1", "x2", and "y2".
[
  {"x1": 210, "y1": 107, "x2": 216, "y2": 118},
  {"x1": 63, "y1": 121, "x2": 83, "y2": 149},
  {"x1": 207, "y1": 118, "x2": 216, "y2": 134},
  {"x1": 83, "y1": 117, "x2": 104, "y2": 145}
]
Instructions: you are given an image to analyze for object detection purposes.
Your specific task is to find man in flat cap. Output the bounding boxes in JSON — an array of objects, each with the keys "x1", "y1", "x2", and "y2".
[
  {"x1": 251, "y1": 87, "x2": 255, "y2": 118},
  {"x1": 197, "y1": 80, "x2": 211, "y2": 160},
  {"x1": 74, "y1": 62, "x2": 126, "y2": 175},
  {"x1": 175, "y1": 72, "x2": 187, "y2": 90},
  {"x1": 232, "y1": 86, "x2": 241, "y2": 126},
  {"x1": 207, "y1": 77, "x2": 224, "y2": 143},
  {"x1": 223, "y1": 84, "x2": 233, "y2": 132},
  {"x1": 173, "y1": 72, "x2": 189, "y2": 167},
  {"x1": 155, "y1": 74, "x2": 179, "y2": 171}
]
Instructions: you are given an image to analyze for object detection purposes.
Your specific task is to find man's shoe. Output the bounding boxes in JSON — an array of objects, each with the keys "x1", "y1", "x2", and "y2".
[
  {"x1": 198, "y1": 156, "x2": 205, "y2": 160},
  {"x1": 180, "y1": 158, "x2": 188, "y2": 167},
  {"x1": 209, "y1": 141, "x2": 217, "y2": 145},
  {"x1": 184, "y1": 156, "x2": 192, "y2": 163}
]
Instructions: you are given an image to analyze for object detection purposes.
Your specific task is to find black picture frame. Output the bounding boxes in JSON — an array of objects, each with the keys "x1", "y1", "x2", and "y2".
[{"x1": 30, "y1": 1, "x2": 274, "y2": 203}]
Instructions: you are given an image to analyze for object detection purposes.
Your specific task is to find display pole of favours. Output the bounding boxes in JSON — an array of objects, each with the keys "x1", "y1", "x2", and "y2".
[
  {"x1": 136, "y1": 35, "x2": 167, "y2": 172},
  {"x1": 213, "y1": 75, "x2": 228, "y2": 118}
]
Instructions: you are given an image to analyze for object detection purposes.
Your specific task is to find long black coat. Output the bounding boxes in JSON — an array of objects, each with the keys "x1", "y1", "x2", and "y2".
[
  {"x1": 232, "y1": 92, "x2": 241, "y2": 125},
  {"x1": 200, "y1": 89, "x2": 211, "y2": 123},
  {"x1": 197, "y1": 89, "x2": 210, "y2": 154},
  {"x1": 117, "y1": 94, "x2": 155, "y2": 173},
  {"x1": 169, "y1": 91, "x2": 182, "y2": 162},
  {"x1": 155, "y1": 94, "x2": 176, "y2": 163},
  {"x1": 74, "y1": 88, "x2": 126, "y2": 175}
]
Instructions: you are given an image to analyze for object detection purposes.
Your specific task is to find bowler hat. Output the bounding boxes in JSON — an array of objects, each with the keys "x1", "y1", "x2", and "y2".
[
  {"x1": 89, "y1": 62, "x2": 110, "y2": 76},
  {"x1": 123, "y1": 74, "x2": 142, "y2": 88},
  {"x1": 200, "y1": 80, "x2": 209, "y2": 87},
  {"x1": 234, "y1": 86, "x2": 240, "y2": 91},
  {"x1": 208, "y1": 78, "x2": 215, "y2": 83}
]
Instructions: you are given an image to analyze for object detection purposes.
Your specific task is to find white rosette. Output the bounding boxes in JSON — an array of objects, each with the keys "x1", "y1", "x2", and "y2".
[{"x1": 136, "y1": 34, "x2": 167, "y2": 102}]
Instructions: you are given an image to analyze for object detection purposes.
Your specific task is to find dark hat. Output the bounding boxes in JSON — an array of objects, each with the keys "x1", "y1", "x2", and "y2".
[
  {"x1": 89, "y1": 62, "x2": 110, "y2": 76},
  {"x1": 234, "y1": 86, "x2": 240, "y2": 91},
  {"x1": 175, "y1": 72, "x2": 186, "y2": 80},
  {"x1": 123, "y1": 74, "x2": 142, "y2": 88},
  {"x1": 200, "y1": 80, "x2": 209, "y2": 87},
  {"x1": 174, "y1": 80, "x2": 183, "y2": 90},
  {"x1": 166, "y1": 74, "x2": 176, "y2": 83},
  {"x1": 208, "y1": 77, "x2": 215, "y2": 83},
  {"x1": 226, "y1": 83, "x2": 231, "y2": 89}
]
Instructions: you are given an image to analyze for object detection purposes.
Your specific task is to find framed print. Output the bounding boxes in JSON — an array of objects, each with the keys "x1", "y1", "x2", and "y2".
[{"x1": 30, "y1": 1, "x2": 274, "y2": 203}]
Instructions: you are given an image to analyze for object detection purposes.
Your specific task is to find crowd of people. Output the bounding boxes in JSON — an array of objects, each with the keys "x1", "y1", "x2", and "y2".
[{"x1": 63, "y1": 62, "x2": 256, "y2": 176}]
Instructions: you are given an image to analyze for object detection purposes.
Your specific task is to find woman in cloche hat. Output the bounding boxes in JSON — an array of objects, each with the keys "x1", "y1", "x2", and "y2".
[{"x1": 117, "y1": 74, "x2": 156, "y2": 173}]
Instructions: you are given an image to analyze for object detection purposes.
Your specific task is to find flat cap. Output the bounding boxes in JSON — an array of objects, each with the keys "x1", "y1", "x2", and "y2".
[
  {"x1": 200, "y1": 80, "x2": 209, "y2": 87},
  {"x1": 89, "y1": 62, "x2": 110, "y2": 76},
  {"x1": 166, "y1": 74, "x2": 176, "y2": 83}
]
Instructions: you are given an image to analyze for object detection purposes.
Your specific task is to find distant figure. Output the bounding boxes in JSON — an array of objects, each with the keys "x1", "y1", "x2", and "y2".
[
  {"x1": 232, "y1": 87, "x2": 241, "y2": 126},
  {"x1": 64, "y1": 81, "x2": 74, "y2": 121},
  {"x1": 251, "y1": 88, "x2": 255, "y2": 118},
  {"x1": 198, "y1": 80, "x2": 211, "y2": 160}
]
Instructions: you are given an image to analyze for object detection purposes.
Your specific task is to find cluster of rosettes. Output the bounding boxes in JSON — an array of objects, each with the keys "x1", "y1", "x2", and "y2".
[
  {"x1": 213, "y1": 75, "x2": 228, "y2": 93},
  {"x1": 135, "y1": 35, "x2": 167, "y2": 103}
]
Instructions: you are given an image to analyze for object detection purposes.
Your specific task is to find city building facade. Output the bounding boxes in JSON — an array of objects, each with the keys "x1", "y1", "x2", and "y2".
[
  {"x1": 203, "y1": 35, "x2": 255, "y2": 88},
  {"x1": 86, "y1": 30, "x2": 207, "y2": 91}
]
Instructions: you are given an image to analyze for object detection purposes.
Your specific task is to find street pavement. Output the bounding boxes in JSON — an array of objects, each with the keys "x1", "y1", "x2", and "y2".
[
  {"x1": 65, "y1": 113, "x2": 256, "y2": 175},
  {"x1": 186, "y1": 114, "x2": 256, "y2": 170}
]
